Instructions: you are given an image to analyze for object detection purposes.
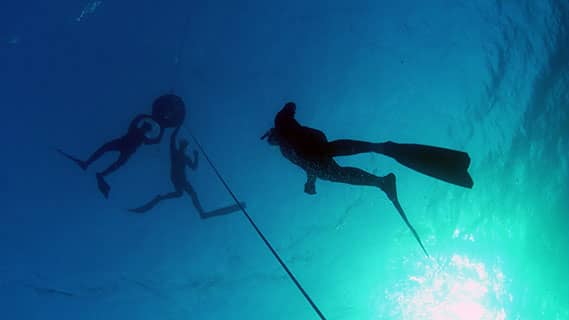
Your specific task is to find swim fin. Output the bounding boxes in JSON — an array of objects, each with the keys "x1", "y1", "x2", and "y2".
[
  {"x1": 128, "y1": 195, "x2": 162, "y2": 213},
  {"x1": 379, "y1": 142, "x2": 473, "y2": 188},
  {"x1": 382, "y1": 173, "x2": 430, "y2": 257},
  {"x1": 391, "y1": 198, "x2": 430, "y2": 258},
  {"x1": 56, "y1": 149, "x2": 87, "y2": 170},
  {"x1": 96, "y1": 173, "x2": 110, "y2": 199},
  {"x1": 202, "y1": 202, "x2": 246, "y2": 219}
]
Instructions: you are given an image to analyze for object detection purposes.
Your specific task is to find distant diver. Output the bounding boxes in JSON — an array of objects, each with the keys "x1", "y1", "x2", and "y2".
[
  {"x1": 58, "y1": 94, "x2": 187, "y2": 198},
  {"x1": 262, "y1": 102, "x2": 474, "y2": 257},
  {"x1": 128, "y1": 126, "x2": 245, "y2": 218}
]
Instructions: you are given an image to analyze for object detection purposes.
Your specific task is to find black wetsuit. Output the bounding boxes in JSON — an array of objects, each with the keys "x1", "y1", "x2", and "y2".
[
  {"x1": 267, "y1": 102, "x2": 474, "y2": 257},
  {"x1": 57, "y1": 114, "x2": 164, "y2": 198},
  {"x1": 267, "y1": 102, "x2": 439, "y2": 257},
  {"x1": 169, "y1": 127, "x2": 197, "y2": 190},
  {"x1": 87, "y1": 115, "x2": 163, "y2": 176},
  {"x1": 271, "y1": 102, "x2": 395, "y2": 199}
]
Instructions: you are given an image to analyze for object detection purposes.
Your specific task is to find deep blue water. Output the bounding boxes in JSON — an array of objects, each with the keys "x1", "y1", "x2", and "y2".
[{"x1": 1, "y1": 1, "x2": 568, "y2": 319}]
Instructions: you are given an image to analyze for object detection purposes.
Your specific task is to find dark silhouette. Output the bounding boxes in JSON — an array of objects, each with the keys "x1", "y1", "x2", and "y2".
[
  {"x1": 128, "y1": 126, "x2": 245, "y2": 218},
  {"x1": 58, "y1": 94, "x2": 187, "y2": 199},
  {"x1": 58, "y1": 114, "x2": 164, "y2": 198},
  {"x1": 151, "y1": 94, "x2": 187, "y2": 129},
  {"x1": 262, "y1": 102, "x2": 474, "y2": 257}
]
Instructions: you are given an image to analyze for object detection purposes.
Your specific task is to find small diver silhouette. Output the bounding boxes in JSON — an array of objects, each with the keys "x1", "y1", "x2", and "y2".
[
  {"x1": 58, "y1": 94, "x2": 186, "y2": 198},
  {"x1": 128, "y1": 126, "x2": 245, "y2": 218},
  {"x1": 262, "y1": 102, "x2": 474, "y2": 257}
]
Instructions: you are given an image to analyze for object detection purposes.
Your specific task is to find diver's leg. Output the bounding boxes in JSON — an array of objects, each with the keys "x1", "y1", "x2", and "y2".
[
  {"x1": 98, "y1": 151, "x2": 131, "y2": 177},
  {"x1": 84, "y1": 139, "x2": 122, "y2": 168},
  {"x1": 321, "y1": 165, "x2": 381, "y2": 187},
  {"x1": 183, "y1": 183, "x2": 206, "y2": 216},
  {"x1": 95, "y1": 151, "x2": 132, "y2": 198},
  {"x1": 184, "y1": 183, "x2": 244, "y2": 219},
  {"x1": 318, "y1": 160, "x2": 397, "y2": 201},
  {"x1": 129, "y1": 189, "x2": 183, "y2": 213},
  {"x1": 327, "y1": 139, "x2": 384, "y2": 157},
  {"x1": 161, "y1": 190, "x2": 185, "y2": 200},
  {"x1": 304, "y1": 171, "x2": 317, "y2": 195}
]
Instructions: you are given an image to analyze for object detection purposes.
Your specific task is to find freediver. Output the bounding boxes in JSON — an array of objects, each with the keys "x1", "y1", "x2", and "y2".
[
  {"x1": 128, "y1": 126, "x2": 245, "y2": 218},
  {"x1": 58, "y1": 94, "x2": 186, "y2": 198},
  {"x1": 262, "y1": 102, "x2": 474, "y2": 257}
]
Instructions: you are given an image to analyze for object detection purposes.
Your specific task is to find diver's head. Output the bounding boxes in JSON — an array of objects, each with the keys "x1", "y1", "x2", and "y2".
[
  {"x1": 282, "y1": 102, "x2": 296, "y2": 116},
  {"x1": 261, "y1": 128, "x2": 280, "y2": 146},
  {"x1": 152, "y1": 94, "x2": 186, "y2": 128},
  {"x1": 275, "y1": 101, "x2": 297, "y2": 129},
  {"x1": 179, "y1": 139, "x2": 189, "y2": 150},
  {"x1": 153, "y1": 94, "x2": 185, "y2": 113}
]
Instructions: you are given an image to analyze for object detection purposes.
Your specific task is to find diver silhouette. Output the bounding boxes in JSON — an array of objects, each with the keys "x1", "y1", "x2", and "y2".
[
  {"x1": 58, "y1": 94, "x2": 187, "y2": 198},
  {"x1": 57, "y1": 115, "x2": 163, "y2": 198},
  {"x1": 262, "y1": 102, "x2": 474, "y2": 257},
  {"x1": 128, "y1": 126, "x2": 245, "y2": 218}
]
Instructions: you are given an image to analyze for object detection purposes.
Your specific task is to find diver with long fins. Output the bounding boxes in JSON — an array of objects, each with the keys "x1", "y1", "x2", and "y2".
[{"x1": 262, "y1": 102, "x2": 474, "y2": 257}]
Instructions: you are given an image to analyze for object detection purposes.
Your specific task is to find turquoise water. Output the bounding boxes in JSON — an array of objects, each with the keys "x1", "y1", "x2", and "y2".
[{"x1": 1, "y1": 0, "x2": 568, "y2": 319}]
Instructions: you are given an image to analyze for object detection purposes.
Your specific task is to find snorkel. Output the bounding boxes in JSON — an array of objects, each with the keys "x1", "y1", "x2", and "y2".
[{"x1": 260, "y1": 128, "x2": 280, "y2": 145}]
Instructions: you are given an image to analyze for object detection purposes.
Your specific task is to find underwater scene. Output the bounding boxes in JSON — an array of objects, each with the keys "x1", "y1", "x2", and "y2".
[{"x1": 1, "y1": 0, "x2": 568, "y2": 319}]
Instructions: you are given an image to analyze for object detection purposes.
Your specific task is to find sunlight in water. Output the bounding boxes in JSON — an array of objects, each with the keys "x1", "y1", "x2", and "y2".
[{"x1": 385, "y1": 254, "x2": 511, "y2": 320}]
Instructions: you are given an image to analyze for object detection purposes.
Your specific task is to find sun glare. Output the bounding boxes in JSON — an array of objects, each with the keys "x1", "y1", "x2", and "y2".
[{"x1": 385, "y1": 254, "x2": 510, "y2": 320}]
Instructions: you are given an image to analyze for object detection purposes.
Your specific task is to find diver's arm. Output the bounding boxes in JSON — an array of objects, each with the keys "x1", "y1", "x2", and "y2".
[
  {"x1": 145, "y1": 126, "x2": 165, "y2": 145},
  {"x1": 169, "y1": 126, "x2": 181, "y2": 152},
  {"x1": 129, "y1": 114, "x2": 151, "y2": 132},
  {"x1": 304, "y1": 171, "x2": 317, "y2": 195},
  {"x1": 185, "y1": 150, "x2": 199, "y2": 171}
]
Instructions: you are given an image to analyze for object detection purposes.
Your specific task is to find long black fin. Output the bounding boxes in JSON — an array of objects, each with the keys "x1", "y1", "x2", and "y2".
[
  {"x1": 391, "y1": 199, "x2": 430, "y2": 258},
  {"x1": 380, "y1": 142, "x2": 473, "y2": 188},
  {"x1": 201, "y1": 202, "x2": 246, "y2": 219},
  {"x1": 56, "y1": 149, "x2": 86, "y2": 170}
]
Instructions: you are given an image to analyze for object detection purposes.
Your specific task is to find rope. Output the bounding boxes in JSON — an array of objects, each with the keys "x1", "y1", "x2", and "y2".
[
  {"x1": 170, "y1": 9, "x2": 192, "y2": 93},
  {"x1": 168, "y1": 7, "x2": 327, "y2": 319},
  {"x1": 186, "y1": 128, "x2": 327, "y2": 320}
]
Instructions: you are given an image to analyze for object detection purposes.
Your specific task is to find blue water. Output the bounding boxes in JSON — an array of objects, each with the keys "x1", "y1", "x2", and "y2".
[{"x1": 1, "y1": 1, "x2": 568, "y2": 319}]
